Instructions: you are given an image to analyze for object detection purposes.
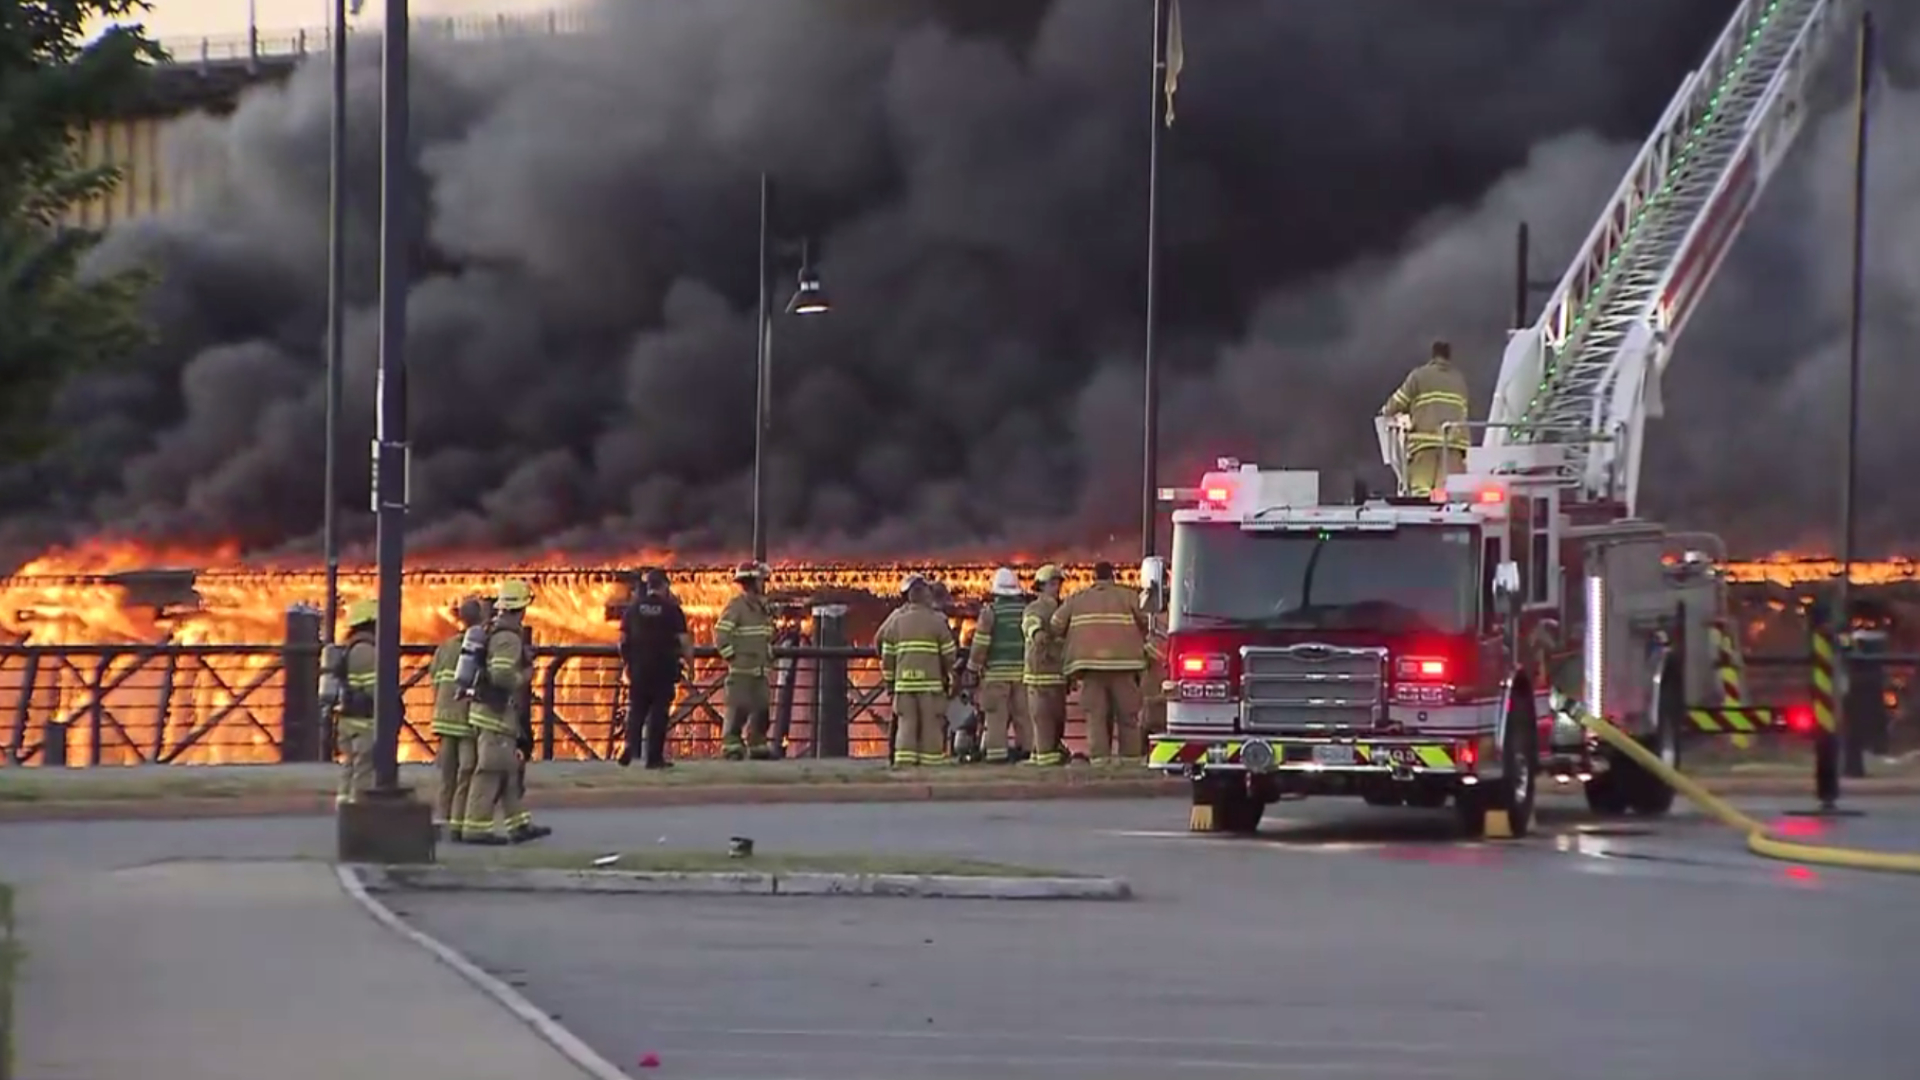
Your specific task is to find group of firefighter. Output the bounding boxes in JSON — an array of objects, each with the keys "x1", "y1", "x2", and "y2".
[
  {"x1": 327, "y1": 344, "x2": 1463, "y2": 809},
  {"x1": 330, "y1": 579, "x2": 555, "y2": 845}
]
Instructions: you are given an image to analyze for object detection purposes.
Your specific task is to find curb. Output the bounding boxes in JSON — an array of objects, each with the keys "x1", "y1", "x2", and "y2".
[
  {"x1": 334, "y1": 866, "x2": 630, "y2": 1080},
  {"x1": 3, "y1": 774, "x2": 1916, "y2": 824},
  {"x1": 0, "y1": 776, "x2": 1183, "y2": 824},
  {"x1": 353, "y1": 862, "x2": 1133, "y2": 901}
]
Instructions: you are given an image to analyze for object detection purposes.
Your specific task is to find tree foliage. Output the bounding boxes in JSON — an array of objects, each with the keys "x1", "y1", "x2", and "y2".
[{"x1": 0, "y1": 1, "x2": 163, "y2": 463}]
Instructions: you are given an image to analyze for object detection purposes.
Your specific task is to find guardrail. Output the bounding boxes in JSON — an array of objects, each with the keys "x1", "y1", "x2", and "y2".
[{"x1": 157, "y1": 7, "x2": 592, "y2": 68}]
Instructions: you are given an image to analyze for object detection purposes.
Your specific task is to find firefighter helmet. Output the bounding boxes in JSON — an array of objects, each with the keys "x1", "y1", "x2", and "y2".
[
  {"x1": 990, "y1": 567, "x2": 1022, "y2": 596},
  {"x1": 1033, "y1": 564, "x2": 1063, "y2": 585},
  {"x1": 900, "y1": 572, "x2": 928, "y2": 596},
  {"x1": 733, "y1": 561, "x2": 765, "y2": 582},
  {"x1": 345, "y1": 599, "x2": 378, "y2": 627},
  {"x1": 494, "y1": 579, "x2": 534, "y2": 611}
]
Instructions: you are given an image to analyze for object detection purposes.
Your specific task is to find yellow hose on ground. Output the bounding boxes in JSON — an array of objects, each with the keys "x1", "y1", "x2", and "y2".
[{"x1": 1579, "y1": 713, "x2": 1920, "y2": 875}]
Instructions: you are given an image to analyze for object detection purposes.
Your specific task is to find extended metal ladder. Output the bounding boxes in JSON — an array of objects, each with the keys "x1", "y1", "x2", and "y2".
[{"x1": 1483, "y1": 0, "x2": 1851, "y2": 513}]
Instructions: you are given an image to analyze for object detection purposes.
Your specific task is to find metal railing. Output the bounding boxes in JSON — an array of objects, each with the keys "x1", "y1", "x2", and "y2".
[
  {"x1": 157, "y1": 7, "x2": 592, "y2": 69},
  {"x1": 0, "y1": 637, "x2": 1115, "y2": 770}
]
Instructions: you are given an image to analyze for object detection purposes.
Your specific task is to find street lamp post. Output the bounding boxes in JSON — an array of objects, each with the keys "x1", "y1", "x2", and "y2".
[
  {"x1": 337, "y1": 0, "x2": 433, "y2": 864},
  {"x1": 750, "y1": 172, "x2": 831, "y2": 565},
  {"x1": 1836, "y1": 10, "x2": 1875, "y2": 782},
  {"x1": 322, "y1": 0, "x2": 350, "y2": 653}
]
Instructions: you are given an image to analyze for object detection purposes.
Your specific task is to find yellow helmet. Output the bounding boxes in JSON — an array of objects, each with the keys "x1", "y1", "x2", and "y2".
[
  {"x1": 345, "y1": 599, "x2": 378, "y2": 627},
  {"x1": 1033, "y1": 564, "x2": 1063, "y2": 585},
  {"x1": 494, "y1": 579, "x2": 533, "y2": 611}
]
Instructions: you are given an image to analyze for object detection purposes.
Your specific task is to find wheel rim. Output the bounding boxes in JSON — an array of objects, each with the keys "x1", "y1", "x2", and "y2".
[
  {"x1": 1512, "y1": 750, "x2": 1531, "y2": 806},
  {"x1": 1659, "y1": 716, "x2": 1679, "y2": 768}
]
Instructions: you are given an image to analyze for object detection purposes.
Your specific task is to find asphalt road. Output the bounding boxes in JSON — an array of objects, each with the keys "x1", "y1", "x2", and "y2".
[{"x1": 1, "y1": 795, "x2": 1914, "y2": 1079}]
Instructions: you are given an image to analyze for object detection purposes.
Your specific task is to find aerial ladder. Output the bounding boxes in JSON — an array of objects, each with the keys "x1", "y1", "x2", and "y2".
[{"x1": 1453, "y1": 0, "x2": 1854, "y2": 514}]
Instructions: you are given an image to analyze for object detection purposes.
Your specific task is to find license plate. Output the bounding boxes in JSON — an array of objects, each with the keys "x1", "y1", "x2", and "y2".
[{"x1": 1312, "y1": 744, "x2": 1356, "y2": 766}]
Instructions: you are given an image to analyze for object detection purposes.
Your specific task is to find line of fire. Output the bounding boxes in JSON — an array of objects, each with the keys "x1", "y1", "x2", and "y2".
[{"x1": 0, "y1": 542, "x2": 1915, "y2": 768}]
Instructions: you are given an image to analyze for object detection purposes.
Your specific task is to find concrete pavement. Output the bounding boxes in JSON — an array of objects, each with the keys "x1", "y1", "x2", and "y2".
[
  {"x1": 10, "y1": 860, "x2": 608, "y2": 1080},
  {"x1": 1, "y1": 795, "x2": 1916, "y2": 1079}
]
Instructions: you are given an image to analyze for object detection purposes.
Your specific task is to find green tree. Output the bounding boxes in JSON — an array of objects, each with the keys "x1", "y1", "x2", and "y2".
[{"x1": 0, "y1": 1, "x2": 163, "y2": 463}]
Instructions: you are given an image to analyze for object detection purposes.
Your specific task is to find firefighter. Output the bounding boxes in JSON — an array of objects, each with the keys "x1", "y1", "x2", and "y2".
[
  {"x1": 428, "y1": 594, "x2": 487, "y2": 836},
  {"x1": 461, "y1": 579, "x2": 551, "y2": 844},
  {"x1": 1142, "y1": 610, "x2": 1169, "y2": 739},
  {"x1": 1021, "y1": 564, "x2": 1068, "y2": 767},
  {"x1": 877, "y1": 574, "x2": 958, "y2": 767},
  {"x1": 1380, "y1": 339, "x2": 1472, "y2": 495},
  {"x1": 333, "y1": 599, "x2": 379, "y2": 805},
  {"x1": 1051, "y1": 561, "x2": 1150, "y2": 763},
  {"x1": 966, "y1": 567, "x2": 1030, "y2": 764},
  {"x1": 714, "y1": 562, "x2": 776, "y2": 760}
]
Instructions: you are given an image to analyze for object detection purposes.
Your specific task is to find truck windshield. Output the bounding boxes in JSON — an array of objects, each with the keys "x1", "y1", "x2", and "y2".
[{"x1": 1170, "y1": 525, "x2": 1478, "y2": 635}]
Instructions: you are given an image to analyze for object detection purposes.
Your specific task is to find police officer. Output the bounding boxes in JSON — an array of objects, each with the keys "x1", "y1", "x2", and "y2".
[
  {"x1": 619, "y1": 568, "x2": 690, "y2": 769},
  {"x1": 333, "y1": 599, "x2": 379, "y2": 804}
]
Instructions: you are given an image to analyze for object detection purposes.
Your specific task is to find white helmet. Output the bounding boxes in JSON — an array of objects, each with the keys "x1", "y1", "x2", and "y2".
[
  {"x1": 990, "y1": 567, "x2": 1022, "y2": 596},
  {"x1": 900, "y1": 572, "x2": 927, "y2": 596}
]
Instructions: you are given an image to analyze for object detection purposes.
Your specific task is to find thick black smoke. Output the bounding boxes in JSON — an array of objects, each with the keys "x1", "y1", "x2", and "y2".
[{"x1": 13, "y1": 0, "x2": 1920, "y2": 560}]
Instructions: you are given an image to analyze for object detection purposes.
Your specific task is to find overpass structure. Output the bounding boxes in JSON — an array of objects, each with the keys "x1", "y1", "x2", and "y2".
[{"x1": 67, "y1": 7, "x2": 588, "y2": 229}]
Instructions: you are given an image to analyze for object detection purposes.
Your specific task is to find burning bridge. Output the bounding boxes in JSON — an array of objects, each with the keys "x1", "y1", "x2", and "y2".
[{"x1": 0, "y1": 547, "x2": 1916, "y2": 768}]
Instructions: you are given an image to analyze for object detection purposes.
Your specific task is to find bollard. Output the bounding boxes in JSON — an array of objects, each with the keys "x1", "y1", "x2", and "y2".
[
  {"x1": 1790, "y1": 613, "x2": 1862, "y2": 818},
  {"x1": 811, "y1": 605, "x2": 849, "y2": 758},
  {"x1": 283, "y1": 605, "x2": 323, "y2": 763}
]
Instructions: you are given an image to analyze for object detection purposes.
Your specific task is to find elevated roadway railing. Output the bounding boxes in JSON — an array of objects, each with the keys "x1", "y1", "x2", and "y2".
[{"x1": 156, "y1": 7, "x2": 591, "y2": 70}]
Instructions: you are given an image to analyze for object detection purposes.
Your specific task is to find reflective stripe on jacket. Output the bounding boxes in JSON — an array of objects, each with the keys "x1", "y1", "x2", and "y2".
[
  {"x1": 1051, "y1": 581, "x2": 1148, "y2": 675},
  {"x1": 968, "y1": 597, "x2": 1028, "y2": 683},
  {"x1": 1021, "y1": 594, "x2": 1065, "y2": 686},
  {"x1": 429, "y1": 634, "x2": 472, "y2": 736},
  {"x1": 339, "y1": 636, "x2": 377, "y2": 732},
  {"x1": 714, "y1": 594, "x2": 775, "y2": 679},
  {"x1": 1382, "y1": 359, "x2": 1471, "y2": 451},
  {"x1": 878, "y1": 603, "x2": 956, "y2": 695}
]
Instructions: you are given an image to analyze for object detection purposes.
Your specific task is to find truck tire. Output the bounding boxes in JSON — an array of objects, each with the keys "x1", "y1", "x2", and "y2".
[
  {"x1": 1625, "y1": 670, "x2": 1682, "y2": 817},
  {"x1": 1583, "y1": 772, "x2": 1630, "y2": 816},
  {"x1": 1190, "y1": 777, "x2": 1265, "y2": 835},
  {"x1": 1457, "y1": 695, "x2": 1537, "y2": 839}
]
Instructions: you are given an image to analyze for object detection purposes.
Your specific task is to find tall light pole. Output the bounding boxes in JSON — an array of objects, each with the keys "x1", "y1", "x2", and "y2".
[
  {"x1": 1141, "y1": 0, "x2": 1180, "y2": 559},
  {"x1": 1836, "y1": 9, "x2": 1875, "y2": 781},
  {"x1": 750, "y1": 172, "x2": 831, "y2": 565},
  {"x1": 322, "y1": 0, "x2": 351, "y2": 650},
  {"x1": 371, "y1": 0, "x2": 411, "y2": 796}
]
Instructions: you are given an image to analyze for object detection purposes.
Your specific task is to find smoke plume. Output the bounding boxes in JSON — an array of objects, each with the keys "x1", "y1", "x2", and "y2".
[{"x1": 12, "y1": 0, "x2": 1920, "y2": 561}]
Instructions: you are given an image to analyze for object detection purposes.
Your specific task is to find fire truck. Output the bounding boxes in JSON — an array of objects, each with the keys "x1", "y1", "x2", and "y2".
[{"x1": 1142, "y1": 0, "x2": 1851, "y2": 837}]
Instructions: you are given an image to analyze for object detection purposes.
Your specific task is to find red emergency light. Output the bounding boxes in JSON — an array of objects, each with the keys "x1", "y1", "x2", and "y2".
[
  {"x1": 1784, "y1": 705, "x2": 1816, "y2": 735},
  {"x1": 1200, "y1": 483, "x2": 1234, "y2": 508},
  {"x1": 1177, "y1": 652, "x2": 1229, "y2": 678},
  {"x1": 1477, "y1": 486, "x2": 1505, "y2": 505},
  {"x1": 1396, "y1": 656, "x2": 1450, "y2": 682}
]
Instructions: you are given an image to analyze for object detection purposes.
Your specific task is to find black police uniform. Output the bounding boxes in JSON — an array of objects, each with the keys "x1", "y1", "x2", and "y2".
[{"x1": 619, "y1": 586, "x2": 688, "y2": 768}]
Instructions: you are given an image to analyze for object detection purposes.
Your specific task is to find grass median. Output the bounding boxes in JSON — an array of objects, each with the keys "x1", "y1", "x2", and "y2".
[
  {"x1": 438, "y1": 846, "x2": 1077, "y2": 878},
  {"x1": 0, "y1": 758, "x2": 1165, "y2": 805}
]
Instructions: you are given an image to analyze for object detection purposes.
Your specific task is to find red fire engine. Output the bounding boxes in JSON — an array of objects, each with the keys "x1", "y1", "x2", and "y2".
[{"x1": 1141, "y1": 0, "x2": 1851, "y2": 837}]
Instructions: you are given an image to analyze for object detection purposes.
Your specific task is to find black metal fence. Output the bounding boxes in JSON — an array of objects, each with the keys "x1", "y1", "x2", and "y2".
[{"x1": 0, "y1": 608, "x2": 1123, "y2": 768}]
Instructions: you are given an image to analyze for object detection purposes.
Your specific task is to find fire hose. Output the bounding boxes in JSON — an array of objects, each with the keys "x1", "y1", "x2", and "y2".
[{"x1": 1577, "y1": 712, "x2": 1920, "y2": 875}]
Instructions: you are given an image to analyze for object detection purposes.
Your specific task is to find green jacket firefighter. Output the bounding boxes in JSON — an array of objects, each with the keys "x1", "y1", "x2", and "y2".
[
  {"x1": 333, "y1": 599, "x2": 379, "y2": 805},
  {"x1": 966, "y1": 567, "x2": 1031, "y2": 763},
  {"x1": 1381, "y1": 339, "x2": 1472, "y2": 495},
  {"x1": 714, "y1": 561, "x2": 777, "y2": 760},
  {"x1": 459, "y1": 580, "x2": 551, "y2": 845}
]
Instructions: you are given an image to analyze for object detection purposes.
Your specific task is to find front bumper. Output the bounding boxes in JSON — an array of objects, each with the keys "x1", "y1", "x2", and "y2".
[{"x1": 1148, "y1": 733, "x2": 1494, "y2": 778}]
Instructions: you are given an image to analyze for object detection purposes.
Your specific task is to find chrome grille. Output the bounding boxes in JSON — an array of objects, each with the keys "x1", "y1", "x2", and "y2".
[{"x1": 1239, "y1": 644, "x2": 1387, "y2": 733}]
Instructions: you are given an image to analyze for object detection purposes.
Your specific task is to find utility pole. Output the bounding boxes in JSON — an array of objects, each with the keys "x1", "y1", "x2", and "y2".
[
  {"x1": 752, "y1": 172, "x2": 771, "y2": 565},
  {"x1": 338, "y1": 0, "x2": 433, "y2": 864},
  {"x1": 1836, "y1": 9, "x2": 1874, "y2": 781},
  {"x1": 1140, "y1": 0, "x2": 1171, "y2": 560},
  {"x1": 322, "y1": 0, "x2": 348, "y2": 651}
]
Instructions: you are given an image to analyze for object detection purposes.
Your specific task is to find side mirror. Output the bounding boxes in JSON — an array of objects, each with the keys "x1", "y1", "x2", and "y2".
[
  {"x1": 1139, "y1": 556, "x2": 1166, "y2": 615},
  {"x1": 1492, "y1": 560, "x2": 1522, "y2": 602}
]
